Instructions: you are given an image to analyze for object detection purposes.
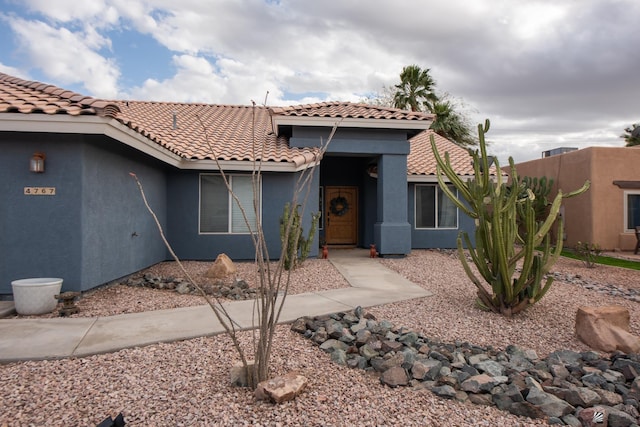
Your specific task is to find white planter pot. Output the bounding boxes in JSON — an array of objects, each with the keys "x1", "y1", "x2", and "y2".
[{"x1": 11, "y1": 278, "x2": 63, "y2": 315}]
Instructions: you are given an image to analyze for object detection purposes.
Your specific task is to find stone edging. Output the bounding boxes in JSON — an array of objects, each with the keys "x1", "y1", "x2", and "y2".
[{"x1": 292, "y1": 307, "x2": 640, "y2": 426}]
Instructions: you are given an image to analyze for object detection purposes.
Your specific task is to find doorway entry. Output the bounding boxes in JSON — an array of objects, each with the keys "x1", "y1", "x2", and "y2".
[{"x1": 324, "y1": 186, "x2": 358, "y2": 245}]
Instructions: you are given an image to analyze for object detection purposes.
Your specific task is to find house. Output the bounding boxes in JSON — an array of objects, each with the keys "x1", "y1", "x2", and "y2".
[
  {"x1": 514, "y1": 146, "x2": 640, "y2": 251},
  {"x1": 0, "y1": 72, "x2": 475, "y2": 295}
]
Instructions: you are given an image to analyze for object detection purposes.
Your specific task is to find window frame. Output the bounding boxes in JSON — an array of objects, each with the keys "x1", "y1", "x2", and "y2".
[
  {"x1": 199, "y1": 173, "x2": 262, "y2": 235},
  {"x1": 624, "y1": 190, "x2": 640, "y2": 232},
  {"x1": 414, "y1": 183, "x2": 459, "y2": 230}
]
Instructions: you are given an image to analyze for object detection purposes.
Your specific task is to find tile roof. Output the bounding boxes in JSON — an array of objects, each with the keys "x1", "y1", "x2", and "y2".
[
  {"x1": 114, "y1": 100, "x2": 318, "y2": 165},
  {"x1": 408, "y1": 130, "x2": 474, "y2": 176},
  {"x1": 0, "y1": 73, "x2": 120, "y2": 117},
  {"x1": 271, "y1": 102, "x2": 434, "y2": 122},
  {"x1": 0, "y1": 72, "x2": 473, "y2": 175}
]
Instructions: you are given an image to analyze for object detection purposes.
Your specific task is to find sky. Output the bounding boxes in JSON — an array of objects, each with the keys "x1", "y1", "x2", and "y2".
[{"x1": 0, "y1": 0, "x2": 638, "y2": 164}]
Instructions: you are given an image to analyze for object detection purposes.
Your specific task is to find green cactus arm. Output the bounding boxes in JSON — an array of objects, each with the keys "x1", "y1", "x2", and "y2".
[
  {"x1": 431, "y1": 136, "x2": 475, "y2": 203},
  {"x1": 562, "y1": 180, "x2": 590, "y2": 199},
  {"x1": 513, "y1": 199, "x2": 537, "y2": 296},
  {"x1": 435, "y1": 169, "x2": 477, "y2": 218},
  {"x1": 458, "y1": 233, "x2": 494, "y2": 304}
]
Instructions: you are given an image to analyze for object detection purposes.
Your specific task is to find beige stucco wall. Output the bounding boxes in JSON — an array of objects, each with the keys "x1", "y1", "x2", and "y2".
[{"x1": 514, "y1": 147, "x2": 640, "y2": 251}]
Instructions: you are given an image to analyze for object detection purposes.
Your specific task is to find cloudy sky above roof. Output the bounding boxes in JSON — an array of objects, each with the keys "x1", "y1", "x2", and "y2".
[{"x1": 0, "y1": 0, "x2": 638, "y2": 164}]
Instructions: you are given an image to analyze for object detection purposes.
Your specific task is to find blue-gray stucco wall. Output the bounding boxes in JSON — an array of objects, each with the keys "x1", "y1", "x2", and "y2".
[
  {"x1": 80, "y1": 136, "x2": 168, "y2": 290},
  {"x1": 166, "y1": 168, "x2": 320, "y2": 261},
  {"x1": 0, "y1": 132, "x2": 168, "y2": 295}
]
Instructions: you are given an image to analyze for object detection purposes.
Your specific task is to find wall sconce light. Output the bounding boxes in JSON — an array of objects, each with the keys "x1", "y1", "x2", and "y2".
[{"x1": 30, "y1": 152, "x2": 45, "y2": 173}]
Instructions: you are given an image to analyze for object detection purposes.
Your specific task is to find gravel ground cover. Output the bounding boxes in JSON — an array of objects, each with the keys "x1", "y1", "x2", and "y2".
[
  {"x1": 8, "y1": 259, "x2": 351, "y2": 319},
  {"x1": 1, "y1": 250, "x2": 639, "y2": 426}
]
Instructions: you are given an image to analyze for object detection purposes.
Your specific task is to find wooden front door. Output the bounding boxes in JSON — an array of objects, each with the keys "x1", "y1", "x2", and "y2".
[{"x1": 325, "y1": 186, "x2": 358, "y2": 245}]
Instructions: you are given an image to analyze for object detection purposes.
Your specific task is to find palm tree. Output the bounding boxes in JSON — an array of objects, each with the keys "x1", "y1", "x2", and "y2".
[
  {"x1": 621, "y1": 123, "x2": 640, "y2": 147},
  {"x1": 393, "y1": 65, "x2": 438, "y2": 112},
  {"x1": 430, "y1": 99, "x2": 477, "y2": 148}
]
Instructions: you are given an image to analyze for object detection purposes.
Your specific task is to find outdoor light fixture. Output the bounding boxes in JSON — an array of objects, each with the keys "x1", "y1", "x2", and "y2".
[{"x1": 30, "y1": 152, "x2": 45, "y2": 173}]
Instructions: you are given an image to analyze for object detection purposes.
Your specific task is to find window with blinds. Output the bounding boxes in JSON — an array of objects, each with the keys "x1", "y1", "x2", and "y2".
[
  {"x1": 200, "y1": 174, "x2": 260, "y2": 233},
  {"x1": 415, "y1": 184, "x2": 458, "y2": 229}
]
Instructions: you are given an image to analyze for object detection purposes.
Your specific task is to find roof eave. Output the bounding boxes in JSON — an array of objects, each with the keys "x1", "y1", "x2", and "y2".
[
  {"x1": 0, "y1": 113, "x2": 184, "y2": 167},
  {"x1": 271, "y1": 115, "x2": 433, "y2": 136},
  {"x1": 0, "y1": 114, "x2": 318, "y2": 172}
]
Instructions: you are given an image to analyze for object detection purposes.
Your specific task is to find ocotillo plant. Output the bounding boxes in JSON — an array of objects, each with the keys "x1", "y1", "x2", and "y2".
[{"x1": 431, "y1": 119, "x2": 589, "y2": 316}]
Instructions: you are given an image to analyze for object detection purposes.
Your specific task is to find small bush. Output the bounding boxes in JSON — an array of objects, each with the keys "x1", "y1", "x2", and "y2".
[{"x1": 575, "y1": 241, "x2": 602, "y2": 268}]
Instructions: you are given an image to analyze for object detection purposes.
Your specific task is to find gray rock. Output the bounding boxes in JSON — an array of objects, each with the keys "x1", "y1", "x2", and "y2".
[
  {"x1": 468, "y1": 393, "x2": 493, "y2": 406},
  {"x1": 608, "y1": 406, "x2": 637, "y2": 427},
  {"x1": 474, "y1": 360, "x2": 505, "y2": 377},
  {"x1": 526, "y1": 385, "x2": 575, "y2": 418},
  {"x1": 338, "y1": 330, "x2": 356, "y2": 344},
  {"x1": 468, "y1": 353, "x2": 489, "y2": 366},
  {"x1": 380, "y1": 352, "x2": 405, "y2": 371},
  {"x1": 462, "y1": 374, "x2": 501, "y2": 394},
  {"x1": 560, "y1": 414, "x2": 582, "y2": 427},
  {"x1": 414, "y1": 359, "x2": 442, "y2": 381},
  {"x1": 290, "y1": 317, "x2": 307, "y2": 334},
  {"x1": 431, "y1": 385, "x2": 457, "y2": 399},
  {"x1": 508, "y1": 401, "x2": 547, "y2": 419},
  {"x1": 359, "y1": 344, "x2": 378, "y2": 360},
  {"x1": 325, "y1": 319, "x2": 344, "y2": 339},
  {"x1": 331, "y1": 349, "x2": 348, "y2": 365},
  {"x1": 549, "y1": 364, "x2": 571, "y2": 380},
  {"x1": 354, "y1": 328, "x2": 371, "y2": 345},
  {"x1": 547, "y1": 350, "x2": 582, "y2": 366},
  {"x1": 347, "y1": 355, "x2": 368, "y2": 370},
  {"x1": 312, "y1": 327, "x2": 328, "y2": 345},
  {"x1": 350, "y1": 318, "x2": 368, "y2": 334},
  {"x1": 593, "y1": 388, "x2": 622, "y2": 406},
  {"x1": 564, "y1": 387, "x2": 601, "y2": 407},
  {"x1": 319, "y1": 339, "x2": 348, "y2": 353},
  {"x1": 380, "y1": 366, "x2": 408, "y2": 388},
  {"x1": 582, "y1": 372, "x2": 609, "y2": 389},
  {"x1": 176, "y1": 282, "x2": 191, "y2": 294},
  {"x1": 398, "y1": 331, "x2": 419, "y2": 346},
  {"x1": 381, "y1": 340, "x2": 404, "y2": 353}
]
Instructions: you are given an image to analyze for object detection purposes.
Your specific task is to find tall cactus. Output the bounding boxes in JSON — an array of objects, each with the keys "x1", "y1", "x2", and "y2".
[
  {"x1": 280, "y1": 203, "x2": 320, "y2": 270},
  {"x1": 431, "y1": 120, "x2": 589, "y2": 316}
]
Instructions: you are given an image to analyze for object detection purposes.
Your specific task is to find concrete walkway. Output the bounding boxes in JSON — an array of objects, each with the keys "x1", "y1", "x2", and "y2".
[{"x1": 0, "y1": 250, "x2": 431, "y2": 363}]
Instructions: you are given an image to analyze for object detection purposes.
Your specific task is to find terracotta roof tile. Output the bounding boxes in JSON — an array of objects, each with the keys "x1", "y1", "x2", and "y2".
[
  {"x1": 1, "y1": 73, "x2": 476, "y2": 174},
  {"x1": 271, "y1": 101, "x2": 434, "y2": 122},
  {"x1": 113, "y1": 100, "x2": 320, "y2": 164},
  {"x1": 0, "y1": 73, "x2": 120, "y2": 117},
  {"x1": 408, "y1": 130, "x2": 475, "y2": 176}
]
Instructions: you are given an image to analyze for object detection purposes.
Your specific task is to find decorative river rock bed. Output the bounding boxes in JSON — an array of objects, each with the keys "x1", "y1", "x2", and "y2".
[
  {"x1": 123, "y1": 274, "x2": 256, "y2": 300},
  {"x1": 291, "y1": 307, "x2": 640, "y2": 427}
]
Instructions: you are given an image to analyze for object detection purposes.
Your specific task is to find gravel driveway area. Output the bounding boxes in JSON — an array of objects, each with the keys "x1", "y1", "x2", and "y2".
[{"x1": 1, "y1": 250, "x2": 639, "y2": 426}]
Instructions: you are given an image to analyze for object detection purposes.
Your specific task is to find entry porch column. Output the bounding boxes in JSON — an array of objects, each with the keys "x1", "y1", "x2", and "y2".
[{"x1": 374, "y1": 153, "x2": 411, "y2": 256}]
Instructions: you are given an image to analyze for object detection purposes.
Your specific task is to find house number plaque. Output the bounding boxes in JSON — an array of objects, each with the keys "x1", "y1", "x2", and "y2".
[{"x1": 24, "y1": 187, "x2": 56, "y2": 195}]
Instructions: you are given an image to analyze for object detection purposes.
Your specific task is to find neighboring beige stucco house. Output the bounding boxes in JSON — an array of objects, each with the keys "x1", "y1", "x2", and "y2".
[{"x1": 514, "y1": 146, "x2": 640, "y2": 251}]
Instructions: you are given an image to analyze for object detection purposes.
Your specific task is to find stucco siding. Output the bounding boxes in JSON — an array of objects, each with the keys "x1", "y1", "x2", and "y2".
[
  {"x1": 166, "y1": 169, "x2": 320, "y2": 261},
  {"x1": 0, "y1": 133, "x2": 83, "y2": 295},
  {"x1": 80, "y1": 138, "x2": 168, "y2": 291},
  {"x1": 515, "y1": 147, "x2": 640, "y2": 250}
]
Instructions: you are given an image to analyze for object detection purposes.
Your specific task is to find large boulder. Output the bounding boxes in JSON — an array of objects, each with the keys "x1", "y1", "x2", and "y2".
[
  {"x1": 205, "y1": 253, "x2": 237, "y2": 279},
  {"x1": 575, "y1": 306, "x2": 640, "y2": 353}
]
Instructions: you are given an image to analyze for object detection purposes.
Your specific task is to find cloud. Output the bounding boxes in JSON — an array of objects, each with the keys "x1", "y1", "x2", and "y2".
[
  {"x1": 1, "y1": 0, "x2": 638, "y2": 163},
  {"x1": 5, "y1": 16, "x2": 121, "y2": 98}
]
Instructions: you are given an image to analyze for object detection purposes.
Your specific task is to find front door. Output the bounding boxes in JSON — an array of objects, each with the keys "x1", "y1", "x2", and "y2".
[{"x1": 325, "y1": 186, "x2": 358, "y2": 245}]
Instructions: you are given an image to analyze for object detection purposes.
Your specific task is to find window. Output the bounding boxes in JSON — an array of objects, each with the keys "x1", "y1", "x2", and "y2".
[
  {"x1": 200, "y1": 174, "x2": 260, "y2": 233},
  {"x1": 625, "y1": 191, "x2": 640, "y2": 231},
  {"x1": 415, "y1": 184, "x2": 458, "y2": 229}
]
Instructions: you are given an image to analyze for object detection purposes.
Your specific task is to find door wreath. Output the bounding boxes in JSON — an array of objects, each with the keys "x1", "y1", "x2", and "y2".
[{"x1": 329, "y1": 196, "x2": 349, "y2": 216}]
